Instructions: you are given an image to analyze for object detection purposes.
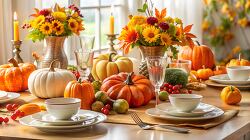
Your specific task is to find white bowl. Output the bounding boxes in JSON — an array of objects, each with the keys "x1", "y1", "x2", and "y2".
[
  {"x1": 227, "y1": 66, "x2": 250, "y2": 81},
  {"x1": 169, "y1": 94, "x2": 202, "y2": 112},
  {"x1": 45, "y1": 98, "x2": 81, "y2": 120}
]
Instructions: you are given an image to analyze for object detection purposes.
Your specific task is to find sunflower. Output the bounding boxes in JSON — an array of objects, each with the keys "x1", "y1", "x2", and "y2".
[
  {"x1": 142, "y1": 26, "x2": 160, "y2": 43},
  {"x1": 55, "y1": 24, "x2": 64, "y2": 35},
  {"x1": 128, "y1": 15, "x2": 146, "y2": 27},
  {"x1": 40, "y1": 22, "x2": 53, "y2": 35},
  {"x1": 52, "y1": 12, "x2": 67, "y2": 21},
  {"x1": 68, "y1": 18, "x2": 79, "y2": 32},
  {"x1": 118, "y1": 26, "x2": 139, "y2": 54},
  {"x1": 51, "y1": 20, "x2": 61, "y2": 29},
  {"x1": 31, "y1": 15, "x2": 45, "y2": 28},
  {"x1": 160, "y1": 33, "x2": 172, "y2": 46}
]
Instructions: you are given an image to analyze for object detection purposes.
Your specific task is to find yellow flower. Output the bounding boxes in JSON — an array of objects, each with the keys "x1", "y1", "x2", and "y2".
[
  {"x1": 165, "y1": 17, "x2": 174, "y2": 23},
  {"x1": 40, "y1": 22, "x2": 53, "y2": 35},
  {"x1": 52, "y1": 12, "x2": 67, "y2": 21},
  {"x1": 174, "y1": 18, "x2": 182, "y2": 24},
  {"x1": 238, "y1": 18, "x2": 248, "y2": 27},
  {"x1": 68, "y1": 18, "x2": 79, "y2": 32},
  {"x1": 160, "y1": 33, "x2": 172, "y2": 46},
  {"x1": 128, "y1": 16, "x2": 146, "y2": 27},
  {"x1": 142, "y1": 26, "x2": 160, "y2": 43},
  {"x1": 31, "y1": 15, "x2": 45, "y2": 28},
  {"x1": 51, "y1": 20, "x2": 61, "y2": 29},
  {"x1": 55, "y1": 24, "x2": 64, "y2": 35}
]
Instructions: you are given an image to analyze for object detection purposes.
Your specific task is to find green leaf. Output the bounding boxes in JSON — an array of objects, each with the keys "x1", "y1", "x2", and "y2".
[
  {"x1": 137, "y1": 9, "x2": 145, "y2": 13},
  {"x1": 143, "y1": 3, "x2": 148, "y2": 11}
]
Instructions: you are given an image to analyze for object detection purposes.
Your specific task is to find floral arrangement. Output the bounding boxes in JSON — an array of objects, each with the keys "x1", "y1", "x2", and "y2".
[
  {"x1": 118, "y1": 2, "x2": 196, "y2": 55},
  {"x1": 23, "y1": 4, "x2": 84, "y2": 42},
  {"x1": 203, "y1": 0, "x2": 250, "y2": 64}
]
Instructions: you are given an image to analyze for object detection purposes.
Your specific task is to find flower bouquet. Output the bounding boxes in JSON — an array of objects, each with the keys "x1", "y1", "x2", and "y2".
[{"x1": 23, "y1": 4, "x2": 84, "y2": 69}]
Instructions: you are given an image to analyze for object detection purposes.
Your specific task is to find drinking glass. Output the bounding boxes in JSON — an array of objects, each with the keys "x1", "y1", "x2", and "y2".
[
  {"x1": 146, "y1": 56, "x2": 167, "y2": 107},
  {"x1": 169, "y1": 59, "x2": 191, "y2": 74},
  {"x1": 79, "y1": 35, "x2": 95, "y2": 50},
  {"x1": 74, "y1": 49, "x2": 94, "y2": 80}
]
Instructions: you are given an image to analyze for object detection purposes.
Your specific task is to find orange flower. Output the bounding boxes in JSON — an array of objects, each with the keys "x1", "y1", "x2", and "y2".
[{"x1": 118, "y1": 26, "x2": 139, "y2": 54}]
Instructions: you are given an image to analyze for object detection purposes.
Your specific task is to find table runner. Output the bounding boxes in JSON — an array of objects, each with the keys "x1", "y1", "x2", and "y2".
[{"x1": 106, "y1": 102, "x2": 239, "y2": 129}]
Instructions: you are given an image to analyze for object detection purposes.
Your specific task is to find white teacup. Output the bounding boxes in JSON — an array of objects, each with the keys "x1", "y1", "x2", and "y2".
[
  {"x1": 227, "y1": 66, "x2": 250, "y2": 81},
  {"x1": 169, "y1": 94, "x2": 202, "y2": 112},
  {"x1": 45, "y1": 98, "x2": 81, "y2": 120}
]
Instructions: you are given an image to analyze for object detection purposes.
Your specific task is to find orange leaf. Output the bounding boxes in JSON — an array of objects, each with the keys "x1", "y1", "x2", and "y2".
[
  {"x1": 187, "y1": 38, "x2": 195, "y2": 48},
  {"x1": 155, "y1": 8, "x2": 167, "y2": 19},
  {"x1": 34, "y1": 8, "x2": 39, "y2": 14},
  {"x1": 185, "y1": 33, "x2": 197, "y2": 38},
  {"x1": 183, "y1": 24, "x2": 193, "y2": 33},
  {"x1": 155, "y1": 8, "x2": 160, "y2": 18}
]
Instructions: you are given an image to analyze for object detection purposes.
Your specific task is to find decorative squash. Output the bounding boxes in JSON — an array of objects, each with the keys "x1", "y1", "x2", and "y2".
[
  {"x1": 220, "y1": 86, "x2": 241, "y2": 105},
  {"x1": 101, "y1": 72, "x2": 154, "y2": 107},
  {"x1": 179, "y1": 41, "x2": 215, "y2": 70},
  {"x1": 226, "y1": 54, "x2": 250, "y2": 67},
  {"x1": 213, "y1": 66, "x2": 227, "y2": 75},
  {"x1": 28, "y1": 60, "x2": 76, "y2": 98},
  {"x1": 197, "y1": 66, "x2": 214, "y2": 80},
  {"x1": 0, "y1": 58, "x2": 36, "y2": 92},
  {"x1": 64, "y1": 79, "x2": 95, "y2": 110},
  {"x1": 91, "y1": 53, "x2": 133, "y2": 81},
  {"x1": 18, "y1": 103, "x2": 41, "y2": 116}
]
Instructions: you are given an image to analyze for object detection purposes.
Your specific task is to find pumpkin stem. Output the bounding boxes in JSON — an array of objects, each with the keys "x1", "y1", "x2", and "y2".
[
  {"x1": 230, "y1": 86, "x2": 234, "y2": 92},
  {"x1": 8, "y1": 58, "x2": 19, "y2": 67},
  {"x1": 239, "y1": 53, "x2": 241, "y2": 61},
  {"x1": 49, "y1": 59, "x2": 59, "y2": 72},
  {"x1": 195, "y1": 40, "x2": 201, "y2": 46},
  {"x1": 78, "y1": 78, "x2": 82, "y2": 83},
  {"x1": 108, "y1": 53, "x2": 116, "y2": 62},
  {"x1": 125, "y1": 72, "x2": 134, "y2": 85}
]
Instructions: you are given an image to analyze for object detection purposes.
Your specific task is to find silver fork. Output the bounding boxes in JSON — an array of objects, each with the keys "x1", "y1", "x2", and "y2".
[{"x1": 131, "y1": 113, "x2": 190, "y2": 133}]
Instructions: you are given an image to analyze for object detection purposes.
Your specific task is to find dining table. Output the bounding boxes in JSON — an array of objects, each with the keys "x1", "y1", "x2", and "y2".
[{"x1": 0, "y1": 86, "x2": 250, "y2": 140}]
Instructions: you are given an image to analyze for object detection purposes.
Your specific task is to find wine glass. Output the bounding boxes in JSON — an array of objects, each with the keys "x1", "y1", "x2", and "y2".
[
  {"x1": 169, "y1": 59, "x2": 191, "y2": 74},
  {"x1": 74, "y1": 49, "x2": 94, "y2": 80},
  {"x1": 146, "y1": 56, "x2": 167, "y2": 107}
]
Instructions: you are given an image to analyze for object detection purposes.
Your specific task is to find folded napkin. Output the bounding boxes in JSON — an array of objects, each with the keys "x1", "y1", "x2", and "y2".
[{"x1": 106, "y1": 109, "x2": 239, "y2": 129}]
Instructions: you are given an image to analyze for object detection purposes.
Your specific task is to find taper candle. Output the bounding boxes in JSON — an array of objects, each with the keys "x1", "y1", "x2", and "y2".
[
  {"x1": 13, "y1": 12, "x2": 20, "y2": 41},
  {"x1": 109, "y1": 5, "x2": 114, "y2": 35}
]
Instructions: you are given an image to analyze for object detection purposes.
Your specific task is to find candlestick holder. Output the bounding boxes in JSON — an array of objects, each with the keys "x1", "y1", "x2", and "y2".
[
  {"x1": 11, "y1": 40, "x2": 23, "y2": 63},
  {"x1": 106, "y1": 34, "x2": 119, "y2": 54}
]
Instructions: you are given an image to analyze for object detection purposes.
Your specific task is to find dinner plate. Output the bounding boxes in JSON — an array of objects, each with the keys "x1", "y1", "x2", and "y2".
[
  {"x1": 205, "y1": 80, "x2": 250, "y2": 90},
  {"x1": 209, "y1": 74, "x2": 250, "y2": 85},
  {"x1": 32, "y1": 111, "x2": 98, "y2": 126},
  {"x1": 146, "y1": 106, "x2": 224, "y2": 121},
  {"x1": 0, "y1": 92, "x2": 20, "y2": 104},
  {"x1": 156, "y1": 103, "x2": 215, "y2": 117},
  {"x1": 19, "y1": 110, "x2": 107, "y2": 132}
]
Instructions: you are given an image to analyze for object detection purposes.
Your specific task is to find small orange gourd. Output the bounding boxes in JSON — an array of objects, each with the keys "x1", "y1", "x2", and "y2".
[
  {"x1": 220, "y1": 86, "x2": 241, "y2": 105},
  {"x1": 18, "y1": 104, "x2": 41, "y2": 116},
  {"x1": 197, "y1": 66, "x2": 214, "y2": 80},
  {"x1": 64, "y1": 79, "x2": 95, "y2": 110}
]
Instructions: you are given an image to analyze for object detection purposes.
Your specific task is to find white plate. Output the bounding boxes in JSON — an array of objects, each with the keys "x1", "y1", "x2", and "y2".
[
  {"x1": 32, "y1": 111, "x2": 98, "y2": 126},
  {"x1": 157, "y1": 103, "x2": 215, "y2": 117},
  {"x1": 209, "y1": 74, "x2": 250, "y2": 85},
  {"x1": 19, "y1": 110, "x2": 107, "y2": 132},
  {"x1": 0, "y1": 92, "x2": 20, "y2": 104},
  {"x1": 146, "y1": 106, "x2": 224, "y2": 121}
]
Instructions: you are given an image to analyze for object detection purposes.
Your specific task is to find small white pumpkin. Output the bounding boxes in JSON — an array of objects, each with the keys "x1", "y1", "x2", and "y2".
[{"x1": 28, "y1": 60, "x2": 76, "y2": 98}]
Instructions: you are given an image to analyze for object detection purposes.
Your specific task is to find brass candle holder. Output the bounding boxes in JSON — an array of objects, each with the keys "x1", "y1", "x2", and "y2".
[
  {"x1": 11, "y1": 40, "x2": 23, "y2": 63},
  {"x1": 106, "y1": 34, "x2": 119, "y2": 54}
]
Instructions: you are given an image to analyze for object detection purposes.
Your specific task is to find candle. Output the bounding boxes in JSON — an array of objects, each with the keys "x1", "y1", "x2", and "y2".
[
  {"x1": 13, "y1": 12, "x2": 19, "y2": 41},
  {"x1": 109, "y1": 5, "x2": 114, "y2": 35}
]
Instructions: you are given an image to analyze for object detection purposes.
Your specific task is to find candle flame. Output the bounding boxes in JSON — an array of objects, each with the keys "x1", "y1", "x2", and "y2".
[
  {"x1": 14, "y1": 12, "x2": 17, "y2": 20},
  {"x1": 111, "y1": 4, "x2": 114, "y2": 16}
]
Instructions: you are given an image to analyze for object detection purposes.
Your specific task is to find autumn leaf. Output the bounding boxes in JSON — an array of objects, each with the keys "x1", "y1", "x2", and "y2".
[
  {"x1": 155, "y1": 8, "x2": 167, "y2": 20},
  {"x1": 185, "y1": 33, "x2": 197, "y2": 38},
  {"x1": 183, "y1": 24, "x2": 193, "y2": 33}
]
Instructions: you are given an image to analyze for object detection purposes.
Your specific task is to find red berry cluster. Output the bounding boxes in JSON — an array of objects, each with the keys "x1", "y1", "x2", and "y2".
[
  {"x1": 160, "y1": 83, "x2": 192, "y2": 94},
  {"x1": 2, "y1": 104, "x2": 25, "y2": 123},
  {"x1": 101, "y1": 104, "x2": 111, "y2": 115}
]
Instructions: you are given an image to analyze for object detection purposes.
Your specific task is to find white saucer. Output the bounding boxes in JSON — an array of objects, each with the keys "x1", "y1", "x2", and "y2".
[
  {"x1": 32, "y1": 111, "x2": 98, "y2": 126},
  {"x1": 0, "y1": 92, "x2": 20, "y2": 104},
  {"x1": 19, "y1": 110, "x2": 107, "y2": 133},
  {"x1": 0, "y1": 91, "x2": 8, "y2": 99},
  {"x1": 209, "y1": 74, "x2": 250, "y2": 85},
  {"x1": 146, "y1": 106, "x2": 224, "y2": 121},
  {"x1": 157, "y1": 103, "x2": 215, "y2": 117}
]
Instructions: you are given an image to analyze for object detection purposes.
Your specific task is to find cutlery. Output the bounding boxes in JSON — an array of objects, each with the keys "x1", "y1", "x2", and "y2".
[{"x1": 131, "y1": 112, "x2": 190, "y2": 133}]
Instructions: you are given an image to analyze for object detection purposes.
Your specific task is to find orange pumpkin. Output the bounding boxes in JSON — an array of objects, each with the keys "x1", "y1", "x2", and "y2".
[
  {"x1": 0, "y1": 58, "x2": 36, "y2": 92},
  {"x1": 197, "y1": 66, "x2": 214, "y2": 80},
  {"x1": 226, "y1": 54, "x2": 250, "y2": 67},
  {"x1": 64, "y1": 80, "x2": 95, "y2": 110},
  {"x1": 220, "y1": 86, "x2": 241, "y2": 105},
  {"x1": 101, "y1": 72, "x2": 154, "y2": 107},
  {"x1": 213, "y1": 66, "x2": 227, "y2": 75},
  {"x1": 179, "y1": 41, "x2": 215, "y2": 70}
]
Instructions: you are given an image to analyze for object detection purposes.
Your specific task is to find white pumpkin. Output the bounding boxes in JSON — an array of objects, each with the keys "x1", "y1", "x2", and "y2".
[{"x1": 28, "y1": 60, "x2": 76, "y2": 98}]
